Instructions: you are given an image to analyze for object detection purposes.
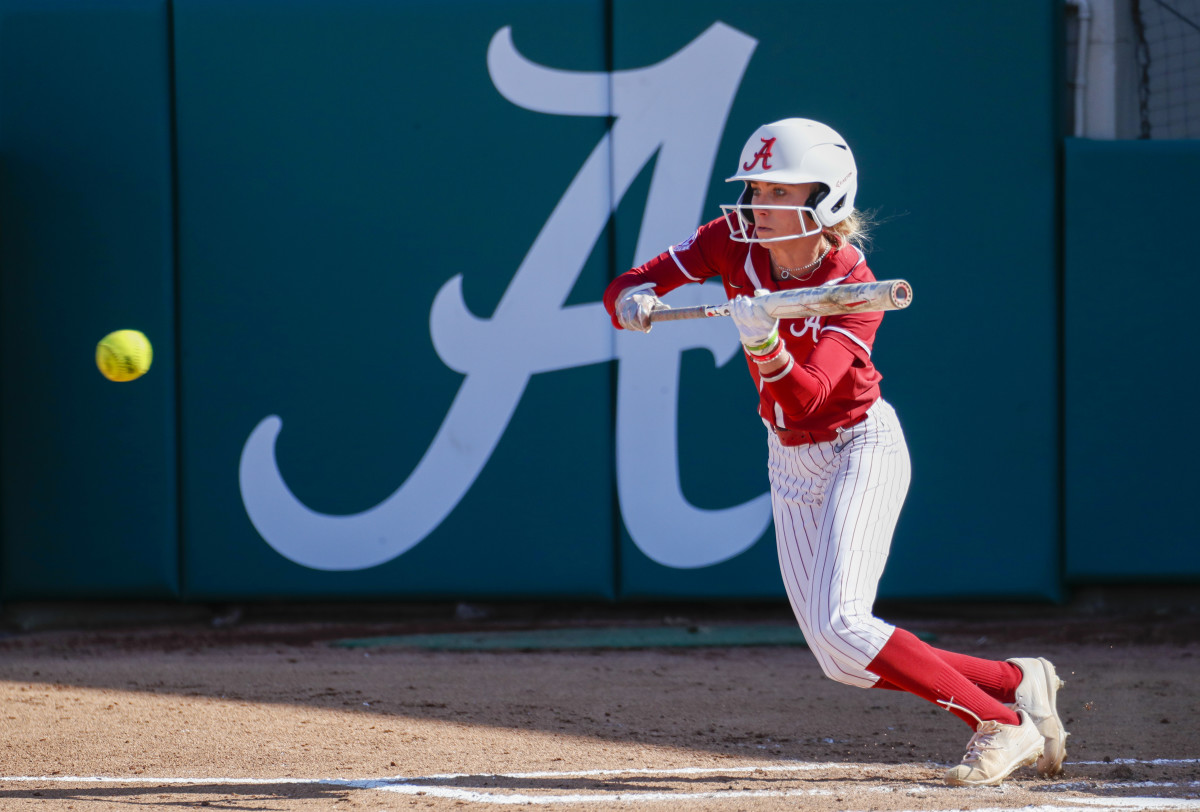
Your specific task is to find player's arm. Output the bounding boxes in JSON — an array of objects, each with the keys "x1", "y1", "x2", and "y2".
[
  {"x1": 604, "y1": 220, "x2": 724, "y2": 331},
  {"x1": 759, "y1": 336, "x2": 862, "y2": 418},
  {"x1": 604, "y1": 260, "x2": 682, "y2": 332},
  {"x1": 737, "y1": 304, "x2": 881, "y2": 419}
]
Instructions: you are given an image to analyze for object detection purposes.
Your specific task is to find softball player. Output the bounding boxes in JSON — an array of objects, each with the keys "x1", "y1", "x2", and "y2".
[{"x1": 604, "y1": 118, "x2": 1068, "y2": 787}]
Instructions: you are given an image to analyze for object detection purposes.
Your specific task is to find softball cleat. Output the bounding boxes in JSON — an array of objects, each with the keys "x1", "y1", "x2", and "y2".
[
  {"x1": 944, "y1": 709, "x2": 1044, "y2": 787},
  {"x1": 1008, "y1": 656, "x2": 1068, "y2": 776}
]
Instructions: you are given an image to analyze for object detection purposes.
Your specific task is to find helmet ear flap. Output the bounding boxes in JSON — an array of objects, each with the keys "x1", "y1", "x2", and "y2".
[{"x1": 806, "y1": 183, "x2": 852, "y2": 228}]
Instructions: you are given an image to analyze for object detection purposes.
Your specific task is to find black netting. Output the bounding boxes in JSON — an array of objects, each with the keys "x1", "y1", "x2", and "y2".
[{"x1": 1134, "y1": 0, "x2": 1200, "y2": 138}]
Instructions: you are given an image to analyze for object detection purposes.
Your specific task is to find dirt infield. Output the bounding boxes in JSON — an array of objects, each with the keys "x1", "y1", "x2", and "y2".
[{"x1": 1, "y1": 591, "x2": 1198, "y2": 811}]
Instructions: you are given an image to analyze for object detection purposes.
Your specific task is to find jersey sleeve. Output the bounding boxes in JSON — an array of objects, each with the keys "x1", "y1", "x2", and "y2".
[
  {"x1": 812, "y1": 252, "x2": 883, "y2": 363},
  {"x1": 760, "y1": 336, "x2": 861, "y2": 419},
  {"x1": 603, "y1": 217, "x2": 731, "y2": 328},
  {"x1": 817, "y1": 309, "x2": 883, "y2": 364}
]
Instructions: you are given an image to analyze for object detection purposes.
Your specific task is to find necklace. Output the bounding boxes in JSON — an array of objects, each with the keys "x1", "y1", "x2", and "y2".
[{"x1": 771, "y1": 240, "x2": 830, "y2": 280}]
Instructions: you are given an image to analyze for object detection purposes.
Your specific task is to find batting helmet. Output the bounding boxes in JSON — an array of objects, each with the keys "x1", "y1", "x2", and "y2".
[{"x1": 721, "y1": 118, "x2": 858, "y2": 243}]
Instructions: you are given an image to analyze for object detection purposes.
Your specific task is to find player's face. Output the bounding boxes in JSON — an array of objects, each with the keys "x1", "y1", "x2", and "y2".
[{"x1": 747, "y1": 181, "x2": 821, "y2": 240}]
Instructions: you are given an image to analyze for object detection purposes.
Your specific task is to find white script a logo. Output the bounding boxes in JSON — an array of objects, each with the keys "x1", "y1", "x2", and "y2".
[{"x1": 238, "y1": 23, "x2": 770, "y2": 571}]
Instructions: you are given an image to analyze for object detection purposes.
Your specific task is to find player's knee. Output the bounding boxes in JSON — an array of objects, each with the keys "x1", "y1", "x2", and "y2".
[
  {"x1": 803, "y1": 609, "x2": 884, "y2": 663},
  {"x1": 812, "y1": 655, "x2": 870, "y2": 687},
  {"x1": 802, "y1": 607, "x2": 875, "y2": 648}
]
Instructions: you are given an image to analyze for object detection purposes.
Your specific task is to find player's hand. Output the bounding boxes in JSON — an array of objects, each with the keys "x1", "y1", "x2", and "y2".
[
  {"x1": 615, "y1": 284, "x2": 666, "y2": 333},
  {"x1": 730, "y1": 290, "x2": 779, "y2": 353}
]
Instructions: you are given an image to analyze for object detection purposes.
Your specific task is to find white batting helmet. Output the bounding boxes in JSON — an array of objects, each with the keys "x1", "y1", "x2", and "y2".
[{"x1": 721, "y1": 118, "x2": 858, "y2": 243}]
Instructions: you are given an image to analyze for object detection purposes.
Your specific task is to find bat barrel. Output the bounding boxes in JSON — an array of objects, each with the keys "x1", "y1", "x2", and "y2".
[
  {"x1": 642, "y1": 279, "x2": 913, "y2": 324},
  {"x1": 761, "y1": 279, "x2": 914, "y2": 318}
]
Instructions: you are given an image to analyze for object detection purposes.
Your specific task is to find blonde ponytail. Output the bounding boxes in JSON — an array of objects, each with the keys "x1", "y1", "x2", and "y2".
[{"x1": 825, "y1": 209, "x2": 874, "y2": 252}]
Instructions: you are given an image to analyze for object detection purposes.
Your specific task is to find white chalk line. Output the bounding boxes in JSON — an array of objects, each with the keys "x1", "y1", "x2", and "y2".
[
  {"x1": 349, "y1": 784, "x2": 1200, "y2": 808},
  {"x1": 3, "y1": 760, "x2": 1200, "y2": 809},
  {"x1": 837, "y1": 807, "x2": 1200, "y2": 812},
  {"x1": 1074, "y1": 759, "x2": 1200, "y2": 766},
  {"x1": 1053, "y1": 781, "x2": 1200, "y2": 790}
]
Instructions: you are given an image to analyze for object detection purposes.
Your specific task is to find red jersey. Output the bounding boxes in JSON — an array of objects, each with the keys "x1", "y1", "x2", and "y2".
[{"x1": 604, "y1": 216, "x2": 884, "y2": 437}]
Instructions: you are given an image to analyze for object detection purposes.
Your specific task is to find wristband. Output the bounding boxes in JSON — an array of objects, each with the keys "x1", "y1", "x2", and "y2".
[
  {"x1": 743, "y1": 325, "x2": 780, "y2": 355},
  {"x1": 619, "y1": 282, "x2": 657, "y2": 303},
  {"x1": 749, "y1": 339, "x2": 786, "y2": 365}
]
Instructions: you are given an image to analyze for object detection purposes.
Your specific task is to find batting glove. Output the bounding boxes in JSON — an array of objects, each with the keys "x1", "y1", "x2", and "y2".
[
  {"x1": 615, "y1": 283, "x2": 666, "y2": 333},
  {"x1": 730, "y1": 290, "x2": 779, "y2": 354}
]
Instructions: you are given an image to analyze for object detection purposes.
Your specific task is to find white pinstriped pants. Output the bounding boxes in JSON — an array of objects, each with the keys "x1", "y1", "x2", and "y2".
[{"x1": 768, "y1": 398, "x2": 912, "y2": 688}]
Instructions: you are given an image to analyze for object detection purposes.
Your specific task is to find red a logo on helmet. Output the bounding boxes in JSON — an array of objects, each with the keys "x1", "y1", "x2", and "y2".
[{"x1": 742, "y1": 137, "x2": 776, "y2": 171}]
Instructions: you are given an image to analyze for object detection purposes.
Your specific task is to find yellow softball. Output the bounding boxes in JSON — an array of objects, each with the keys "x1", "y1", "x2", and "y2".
[{"x1": 95, "y1": 329, "x2": 153, "y2": 382}]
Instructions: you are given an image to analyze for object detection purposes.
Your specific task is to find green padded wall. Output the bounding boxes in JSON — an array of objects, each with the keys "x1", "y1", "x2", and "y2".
[
  {"x1": 0, "y1": 0, "x2": 178, "y2": 597},
  {"x1": 1064, "y1": 138, "x2": 1200, "y2": 581}
]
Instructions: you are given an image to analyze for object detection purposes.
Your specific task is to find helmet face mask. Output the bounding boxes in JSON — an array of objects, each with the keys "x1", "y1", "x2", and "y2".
[
  {"x1": 722, "y1": 118, "x2": 857, "y2": 244},
  {"x1": 720, "y1": 203, "x2": 824, "y2": 243}
]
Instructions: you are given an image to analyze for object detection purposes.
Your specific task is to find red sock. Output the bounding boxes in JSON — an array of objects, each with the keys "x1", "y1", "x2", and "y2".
[
  {"x1": 928, "y1": 647, "x2": 1023, "y2": 703},
  {"x1": 866, "y1": 628, "x2": 1020, "y2": 729},
  {"x1": 872, "y1": 653, "x2": 1022, "y2": 703}
]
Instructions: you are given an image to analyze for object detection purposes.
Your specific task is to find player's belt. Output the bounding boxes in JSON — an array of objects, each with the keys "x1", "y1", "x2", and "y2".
[
  {"x1": 766, "y1": 412, "x2": 869, "y2": 447},
  {"x1": 769, "y1": 425, "x2": 839, "y2": 446}
]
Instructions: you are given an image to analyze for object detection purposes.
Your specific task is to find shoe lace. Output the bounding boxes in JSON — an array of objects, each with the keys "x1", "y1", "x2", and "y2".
[
  {"x1": 937, "y1": 697, "x2": 1000, "y2": 766},
  {"x1": 937, "y1": 696, "x2": 984, "y2": 726},
  {"x1": 958, "y1": 721, "x2": 1003, "y2": 764}
]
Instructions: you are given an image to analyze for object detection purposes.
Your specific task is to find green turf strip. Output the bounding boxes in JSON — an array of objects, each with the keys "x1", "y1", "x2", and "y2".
[
  {"x1": 332, "y1": 624, "x2": 811, "y2": 650},
  {"x1": 332, "y1": 624, "x2": 933, "y2": 650}
]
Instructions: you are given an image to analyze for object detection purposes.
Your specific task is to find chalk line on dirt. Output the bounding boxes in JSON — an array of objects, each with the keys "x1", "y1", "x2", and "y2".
[{"x1": 3, "y1": 760, "x2": 1200, "y2": 810}]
